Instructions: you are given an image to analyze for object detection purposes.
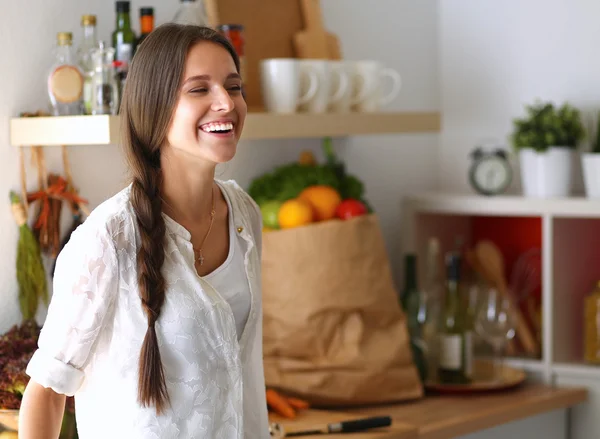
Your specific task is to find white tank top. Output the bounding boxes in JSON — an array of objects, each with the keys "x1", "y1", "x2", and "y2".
[{"x1": 202, "y1": 189, "x2": 251, "y2": 340}]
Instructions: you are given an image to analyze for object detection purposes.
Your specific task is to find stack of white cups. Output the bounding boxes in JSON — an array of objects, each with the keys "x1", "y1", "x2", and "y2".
[{"x1": 260, "y1": 58, "x2": 402, "y2": 114}]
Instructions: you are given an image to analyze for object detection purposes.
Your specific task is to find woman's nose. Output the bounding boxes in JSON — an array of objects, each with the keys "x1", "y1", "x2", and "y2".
[{"x1": 211, "y1": 87, "x2": 235, "y2": 112}]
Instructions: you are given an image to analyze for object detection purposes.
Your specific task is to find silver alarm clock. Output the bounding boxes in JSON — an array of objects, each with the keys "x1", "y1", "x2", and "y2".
[{"x1": 468, "y1": 146, "x2": 512, "y2": 196}]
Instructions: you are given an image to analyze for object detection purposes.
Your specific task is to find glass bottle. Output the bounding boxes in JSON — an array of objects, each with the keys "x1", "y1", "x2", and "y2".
[
  {"x1": 77, "y1": 15, "x2": 99, "y2": 115},
  {"x1": 173, "y1": 0, "x2": 209, "y2": 27},
  {"x1": 137, "y1": 7, "x2": 154, "y2": 47},
  {"x1": 422, "y1": 237, "x2": 443, "y2": 381},
  {"x1": 584, "y1": 281, "x2": 600, "y2": 364},
  {"x1": 402, "y1": 254, "x2": 427, "y2": 381},
  {"x1": 90, "y1": 42, "x2": 120, "y2": 116},
  {"x1": 48, "y1": 32, "x2": 84, "y2": 116},
  {"x1": 112, "y1": 1, "x2": 137, "y2": 89},
  {"x1": 437, "y1": 252, "x2": 473, "y2": 384}
]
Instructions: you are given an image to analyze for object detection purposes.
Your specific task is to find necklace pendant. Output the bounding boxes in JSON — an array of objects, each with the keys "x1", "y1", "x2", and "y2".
[{"x1": 198, "y1": 252, "x2": 205, "y2": 266}]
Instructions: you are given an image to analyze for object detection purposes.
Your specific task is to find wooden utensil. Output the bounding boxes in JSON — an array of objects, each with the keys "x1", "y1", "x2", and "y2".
[
  {"x1": 205, "y1": 0, "x2": 305, "y2": 110},
  {"x1": 474, "y1": 241, "x2": 539, "y2": 356},
  {"x1": 294, "y1": 0, "x2": 342, "y2": 60}
]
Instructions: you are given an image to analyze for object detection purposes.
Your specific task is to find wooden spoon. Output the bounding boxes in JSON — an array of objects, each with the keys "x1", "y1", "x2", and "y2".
[{"x1": 475, "y1": 241, "x2": 539, "y2": 356}]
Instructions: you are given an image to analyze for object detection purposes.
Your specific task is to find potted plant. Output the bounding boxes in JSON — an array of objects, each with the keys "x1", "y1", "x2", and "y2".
[
  {"x1": 511, "y1": 101, "x2": 585, "y2": 198},
  {"x1": 582, "y1": 112, "x2": 600, "y2": 198}
]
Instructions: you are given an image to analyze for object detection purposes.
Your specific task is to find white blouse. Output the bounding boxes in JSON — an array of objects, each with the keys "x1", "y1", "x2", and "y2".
[
  {"x1": 26, "y1": 179, "x2": 270, "y2": 439},
  {"x1": 202, "y1": 188, "x2": 251, "y2": 341}
]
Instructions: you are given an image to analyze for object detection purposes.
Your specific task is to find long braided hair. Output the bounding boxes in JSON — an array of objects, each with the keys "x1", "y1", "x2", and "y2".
[{"x1": 120, "y1": 23, "x2": 240, "y2": 414}]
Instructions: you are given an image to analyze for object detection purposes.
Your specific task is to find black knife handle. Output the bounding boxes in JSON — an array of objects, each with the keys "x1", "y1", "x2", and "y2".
[{"x1": 329, "y1": 416, "x2": 393, "y2": 433}]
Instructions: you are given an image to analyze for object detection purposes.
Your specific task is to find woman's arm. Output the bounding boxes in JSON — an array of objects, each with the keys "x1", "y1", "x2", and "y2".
[{"x1": 18, "y1": 380, "x2": 66, "y2": 439}]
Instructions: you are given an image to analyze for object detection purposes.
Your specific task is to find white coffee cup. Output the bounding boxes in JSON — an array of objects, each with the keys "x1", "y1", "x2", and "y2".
[
  {"x1": 260, "y1": 59, "x2": 318, "y2": 114},
  {"x1": 298, "y1": 60, "x2": 349, "y2": 114},
  {"x1": 351, "y1": 61, "x2": 402, "y2": 112},
  {"x1": 327, "y1": 61, "x2": 355, "y2": 113}
]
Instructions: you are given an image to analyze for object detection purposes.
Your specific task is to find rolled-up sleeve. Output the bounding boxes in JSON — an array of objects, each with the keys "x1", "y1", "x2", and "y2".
[{"x1": 26, "y1": 223, "x2": 119, "y2": 396}]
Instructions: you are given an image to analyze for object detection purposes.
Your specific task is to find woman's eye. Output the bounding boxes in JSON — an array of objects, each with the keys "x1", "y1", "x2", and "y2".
[
  {"x1": 228, "y1": 85, "x2": 242, "y2": 92},
  {"x1": 190, "y1": 88, "x2": 208, "y2": 93}
]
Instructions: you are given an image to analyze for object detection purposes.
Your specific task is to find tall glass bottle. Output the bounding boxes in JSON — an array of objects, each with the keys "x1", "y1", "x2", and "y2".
[
  {"x1": 112, "y1": 1, "x2": 137, "y2": 90},
  {"x1": 137, "y1": 7, "x2": 154, "y2": 47},
  {"x1": 437, "y1": 252, "x2": 473, "y2": 384},
  {"x1": 173, "y1": 0, "x2": 209, "y2": 27},
  {"x1": 422, "y1": 237, "x2": 443, "y2": 381},
  {"x1": 402, "y1": 254, "x2": 427, "y2": 381},
  {"x1": 48, "y1": 32, "x2": 84, "y2": 116},
  {"x1": 77, "y1": 15, "x2": 99, "y2": 115}
]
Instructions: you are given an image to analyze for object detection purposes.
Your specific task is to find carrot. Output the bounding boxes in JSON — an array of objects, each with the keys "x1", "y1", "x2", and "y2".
[
  {"x1": 285, "y1": 396, "x2": 310, "y2": 410},
  {"x1": 266, "y1": 389, "x2": 296, "y2": 419}
]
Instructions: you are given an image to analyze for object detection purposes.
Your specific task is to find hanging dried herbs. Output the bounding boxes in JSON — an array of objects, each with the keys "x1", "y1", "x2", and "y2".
[{"x1": 9, "y1": 192, "x2": 48, "y2": 321}]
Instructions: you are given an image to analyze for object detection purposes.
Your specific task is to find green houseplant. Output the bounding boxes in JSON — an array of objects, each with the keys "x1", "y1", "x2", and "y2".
[
  {"x1": 511, "y1": 100, "x2": 585, "y2": 198},
  {"x1": 582, "y1": 111, "x2": 600, "y2": 198}
]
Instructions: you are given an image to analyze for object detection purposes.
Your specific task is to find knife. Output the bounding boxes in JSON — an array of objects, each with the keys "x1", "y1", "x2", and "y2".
[{"x1": 270, "y1": 416, "x2": 392, "y2": 437}]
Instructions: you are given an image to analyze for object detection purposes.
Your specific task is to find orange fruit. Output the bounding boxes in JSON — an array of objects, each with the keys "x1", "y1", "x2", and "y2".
[
  {"x1": 298, "y1": 185, "x2": 342, "y2": 221},
  {"x1": 278, "y1": 198, "x2": 314, "y2": 229}
]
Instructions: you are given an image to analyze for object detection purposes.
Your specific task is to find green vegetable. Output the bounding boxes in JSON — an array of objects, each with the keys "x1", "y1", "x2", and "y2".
[
  {"x1": 249, "y1": 163, "x2": 364, "y2": 205},
  {"x1": 248, "y1": 138, "x2": 371, "y2": 211}
]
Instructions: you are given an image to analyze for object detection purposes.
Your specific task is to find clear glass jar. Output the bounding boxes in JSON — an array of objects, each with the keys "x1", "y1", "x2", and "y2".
[
  {"x1": 77, "y1": 15, "x2": 99, "y2": 114},
  {"x1": 48, "y1": 32, "x2": 84, "y2": 116},
  {"x1": 172, "y1": 0, "x2": 208, "y2": 27},
  {"x1": 90, "y1": 42, "x2": 120, "y2": 115}
]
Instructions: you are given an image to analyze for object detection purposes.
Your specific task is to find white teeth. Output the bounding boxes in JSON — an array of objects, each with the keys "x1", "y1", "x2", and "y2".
[{"x1": 200, "y1": 122, "x2": 234, "y2": 132}]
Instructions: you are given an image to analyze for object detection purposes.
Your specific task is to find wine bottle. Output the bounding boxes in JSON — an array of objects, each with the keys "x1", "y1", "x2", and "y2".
[
  {"x1": 437, "y1": 252, "x2": 473, "y2": 384},
  {"x1": 402, "y1": 254, "x2": 427, "y2": 381},
  {"x1": 112, "y1": 1, "x2": 137, "y2": 91}
]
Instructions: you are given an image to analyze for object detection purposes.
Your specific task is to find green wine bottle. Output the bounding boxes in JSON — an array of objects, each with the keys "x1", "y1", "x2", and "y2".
[
  {"x1": 437, "y1": 252, "x2": 473, "y2": 384},
  {"x1": 112, "y1": 1, "x2": 137, "y2": 90},
  {"x1": 402, "y1": 254, "x2": 427, "y2": 382}
]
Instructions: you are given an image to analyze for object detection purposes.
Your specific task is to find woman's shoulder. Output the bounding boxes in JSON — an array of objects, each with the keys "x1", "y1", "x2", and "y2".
[
  {"x1": 217, "y1": 179, "x2": 262, "y2": 233},
  {"x1": 72, "y1": 185, "x2": 136, "y2": 246}
]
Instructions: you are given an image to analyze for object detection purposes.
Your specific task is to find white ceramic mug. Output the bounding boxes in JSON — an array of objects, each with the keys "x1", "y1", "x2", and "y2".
[
  {"x1": 260, "y1": 59, "x2": 318, "y2": 113},
  {"x1": 351, "y1": 61, "x2": 402, "y2": 112},
  {"x1": 327, "y1": 61, "x2": 355, "y2": 113},
  {"x1": 297, "y1": 60, "x2": 349, "y2": 114}
]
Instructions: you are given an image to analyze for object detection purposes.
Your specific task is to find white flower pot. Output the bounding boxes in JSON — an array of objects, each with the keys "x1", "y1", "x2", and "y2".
[
  {"x1": 519, "y1": 147, "x2": 574, "y2": 198},
  {"x1": 582, "y1": 153, "x2": 600, "y2": 198}
]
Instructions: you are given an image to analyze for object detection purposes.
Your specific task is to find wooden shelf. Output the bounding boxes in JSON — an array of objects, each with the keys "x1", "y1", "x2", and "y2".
[{"x1": 9, "y1": 112, "x2": 440, "y2": 146}]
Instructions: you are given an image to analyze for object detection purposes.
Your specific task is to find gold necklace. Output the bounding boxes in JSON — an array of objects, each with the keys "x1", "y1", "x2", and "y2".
[
  {"x1": 192, "y1": 185, "x2": 216, "y2": 266},
  {"x1": 160, "y1": 185, "x2": 216, "y2": 266}
]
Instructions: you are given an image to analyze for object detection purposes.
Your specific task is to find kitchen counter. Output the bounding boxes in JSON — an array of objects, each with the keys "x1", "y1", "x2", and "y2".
[{"x1": 270, "y1": 384, "x2": 588, "y2": 439}]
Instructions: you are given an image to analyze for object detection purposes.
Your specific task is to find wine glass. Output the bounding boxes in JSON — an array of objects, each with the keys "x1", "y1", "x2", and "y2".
[{"x1": 474, "y1": 287, "x2": 516, "y2": 382}]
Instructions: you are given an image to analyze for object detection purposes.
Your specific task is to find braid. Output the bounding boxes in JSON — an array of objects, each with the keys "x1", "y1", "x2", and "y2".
[{"x1": 130, "y1": 165, "x2": 170, "y2": 413}]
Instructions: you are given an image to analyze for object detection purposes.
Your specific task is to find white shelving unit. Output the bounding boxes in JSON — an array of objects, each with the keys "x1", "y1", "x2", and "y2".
[{"x1": 403, "y1": 192, "x2": 600, "y2": 383}]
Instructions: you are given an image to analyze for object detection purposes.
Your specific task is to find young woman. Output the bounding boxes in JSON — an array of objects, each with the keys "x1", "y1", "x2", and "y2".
[{"x1": 19, "y1": 24, "x2": 269, "y2": 438}]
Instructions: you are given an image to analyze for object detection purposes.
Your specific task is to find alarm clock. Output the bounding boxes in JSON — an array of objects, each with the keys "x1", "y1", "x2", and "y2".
[{"x1": 468, "y1": 147, "x2": 512, "y2": 196}]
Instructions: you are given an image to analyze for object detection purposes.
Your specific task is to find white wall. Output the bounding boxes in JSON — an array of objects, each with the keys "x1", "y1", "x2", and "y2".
[
  {"x1": 439, "y1": 0, "x2": 600, "y2": 194},
  {"x1": 0, "y1": 0, "x2": 439, "y2": 332}
]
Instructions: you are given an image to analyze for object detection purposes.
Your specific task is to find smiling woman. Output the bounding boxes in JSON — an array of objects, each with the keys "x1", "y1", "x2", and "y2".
[{"x1": 18, "y1": 24, "x2": 269, "y2": 439}]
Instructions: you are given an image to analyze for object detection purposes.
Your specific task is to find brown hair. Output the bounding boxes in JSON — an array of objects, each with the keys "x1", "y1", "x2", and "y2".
[{"x1": 120, "y1": 24, "x2": 240, "y2": 414}]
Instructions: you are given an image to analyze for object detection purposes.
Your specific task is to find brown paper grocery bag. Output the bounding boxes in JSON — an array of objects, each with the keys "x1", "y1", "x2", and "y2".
[{"x1": 262, "y1": 214, "x2": 423, "y2": 407}]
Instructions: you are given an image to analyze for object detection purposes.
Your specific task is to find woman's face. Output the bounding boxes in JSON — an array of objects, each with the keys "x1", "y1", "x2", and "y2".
[{"x1": 165, "y1": 41, "x2": 246, "y2": 164}]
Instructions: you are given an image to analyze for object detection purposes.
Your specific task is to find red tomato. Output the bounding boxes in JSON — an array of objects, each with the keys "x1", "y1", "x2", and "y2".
[{"x1": 335, "y1": 199, "x2": 367, "y2": 220}]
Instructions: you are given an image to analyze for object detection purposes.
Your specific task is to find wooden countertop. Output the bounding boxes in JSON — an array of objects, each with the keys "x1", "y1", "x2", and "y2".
[{"x1": 270, "y1": 384, "x2": 587, "y2": 439}]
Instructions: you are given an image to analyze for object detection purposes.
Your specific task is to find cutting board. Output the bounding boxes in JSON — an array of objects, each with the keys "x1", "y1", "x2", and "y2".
[
  {"x1": 206, "y1": 0, "x2": 305, "y2": 111},
  {"x1": 294, "y1": 0, "x2": 343, "y2": 60}
]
